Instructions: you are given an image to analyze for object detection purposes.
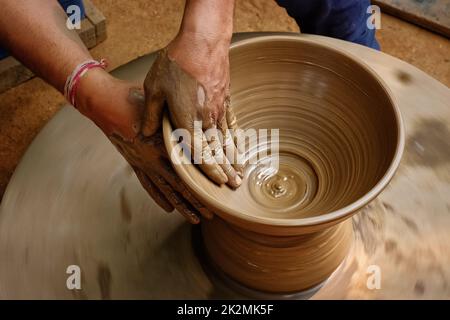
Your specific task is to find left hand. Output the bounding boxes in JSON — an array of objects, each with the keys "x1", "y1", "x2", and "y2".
[{"x1": 74, "y1": 69, "x2": 214, "y2": 224}]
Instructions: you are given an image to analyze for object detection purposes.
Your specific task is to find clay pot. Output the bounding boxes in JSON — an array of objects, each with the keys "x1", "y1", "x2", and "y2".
[{"x1": 163, "y1": 35, "x2": 404, "y2": 293}]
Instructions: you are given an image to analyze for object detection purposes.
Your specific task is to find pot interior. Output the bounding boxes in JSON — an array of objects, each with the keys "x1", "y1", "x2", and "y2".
[{"x1": 164, "y1": 36, "x2": 402, "y2": 225}]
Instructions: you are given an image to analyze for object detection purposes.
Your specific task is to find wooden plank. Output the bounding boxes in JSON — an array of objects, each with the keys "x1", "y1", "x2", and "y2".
[
  {"x1": 0, "y1": 57, "x2": 34, "y2": 94},
  {"x1": 76, "y1": 18, "x2": 97, "y2": 49},
  {"x1": 84, "y1": 0, "x2": 107, "y2": 43},
  {"x1": 373, "y1": 0, "x2": 450, "y2": 38}
]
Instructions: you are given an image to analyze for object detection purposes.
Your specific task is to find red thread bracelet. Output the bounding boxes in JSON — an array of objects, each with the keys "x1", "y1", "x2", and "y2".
[{"x1": 64, "y1": 59, "x2": 108, "y2": 108}]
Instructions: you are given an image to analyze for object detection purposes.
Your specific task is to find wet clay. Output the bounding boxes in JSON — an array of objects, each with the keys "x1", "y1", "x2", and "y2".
[
  {"x1": 2, "y1": 33, "x2": 450, "y2": 299},
  {"x1": 202, "y1": 218, "x2": 353, "y2": 293},
  {"x1": 164, "y1": 36, "x2": 404, "y2": 292},
  {"x1": 164, "y1": 36, "x2": 403, "y2": 233}
]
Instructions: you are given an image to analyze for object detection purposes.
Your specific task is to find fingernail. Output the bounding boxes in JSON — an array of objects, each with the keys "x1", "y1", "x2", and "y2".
[
  {"x1": 222, "y1": 175, "x2": 229, "y2": 184},
  {"x1": 235, "y1": 175, "x2": 242, "y2": 186},
  {"x1": 218, "y1": 172, "x2": 228, "y2": 185}
]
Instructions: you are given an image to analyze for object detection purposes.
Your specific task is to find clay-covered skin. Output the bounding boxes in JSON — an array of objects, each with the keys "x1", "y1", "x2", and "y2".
[
  {"x1": 109, "y1": 47, "x2": 247, "y2": 224},
  {"x1": 109, "y1": 111, "x2": 213, "y2": 225},
  {"x1": 143, "y1": 48, "x2": 243, "y2": 188},
  {"x1": 73, "y1": 68, "x2": 214, "y2": 224}
]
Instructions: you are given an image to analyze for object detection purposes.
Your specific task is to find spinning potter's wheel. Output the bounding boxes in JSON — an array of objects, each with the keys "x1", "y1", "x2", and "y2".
[{"x1": 1, "y1": 33, "x2": 450, "y2": 299}]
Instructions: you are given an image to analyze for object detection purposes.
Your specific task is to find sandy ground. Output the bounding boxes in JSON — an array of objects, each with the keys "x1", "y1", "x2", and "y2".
[{"x1": 0, "y1": 0, "x2": 449, "y2": 199}]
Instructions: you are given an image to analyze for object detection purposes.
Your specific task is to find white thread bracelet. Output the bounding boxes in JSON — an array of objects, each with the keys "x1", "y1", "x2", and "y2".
[{"x1": 64, "y1": 59, "x2": 108, "y2": 108}]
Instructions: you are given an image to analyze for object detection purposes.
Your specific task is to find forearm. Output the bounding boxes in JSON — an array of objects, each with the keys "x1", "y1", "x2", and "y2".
[
  {"x1": 169, "y1": 0, "x2": 235, "y2": 76},
  {"x1": 180, "y1": 0, "x2": 235, "y2": 41},
  {"x1": 0, "y1": 0, "x2": 92, "y2": 93}
]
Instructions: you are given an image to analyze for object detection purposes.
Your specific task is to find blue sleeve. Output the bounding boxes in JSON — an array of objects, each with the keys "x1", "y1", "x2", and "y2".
[{"x1": 276, "y1": 0, "x2": 380, "y2": 50}]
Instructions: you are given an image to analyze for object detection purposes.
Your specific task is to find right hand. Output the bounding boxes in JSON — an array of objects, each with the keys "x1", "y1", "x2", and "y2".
[{"x1": 141, "y1": 35, "x2": 244, "y2": 189}]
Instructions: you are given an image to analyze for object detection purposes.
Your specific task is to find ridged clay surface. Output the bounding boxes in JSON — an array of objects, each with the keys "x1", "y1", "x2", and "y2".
[{"x1": 163, "y1": 36, "x2": 404, "y2": 292}]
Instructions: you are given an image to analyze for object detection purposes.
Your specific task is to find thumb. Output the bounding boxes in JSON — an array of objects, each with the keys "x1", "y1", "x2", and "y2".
[
  {"x1": 142, "y1": 52, "x2": 166, "y2": 137},
  {"x1": 142, "y1": 88, "x2": 165, "y2": 137}
]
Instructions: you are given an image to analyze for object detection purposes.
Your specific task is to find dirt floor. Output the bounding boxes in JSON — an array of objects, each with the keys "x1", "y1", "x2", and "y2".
[{"x1": 0, "y1": 0, "x2": 449, "y2": 199}]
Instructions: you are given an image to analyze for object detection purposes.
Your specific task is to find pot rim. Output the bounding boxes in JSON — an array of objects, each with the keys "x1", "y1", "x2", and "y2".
[{"x1": 163, "y1": 34, "x2": 405, "y2": 230}]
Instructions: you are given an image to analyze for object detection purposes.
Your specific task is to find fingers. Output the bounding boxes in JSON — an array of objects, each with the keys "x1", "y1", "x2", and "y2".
[
  {"x1": 135, "y1": 164, "x2": 211, "y2": 224},
  {"x1": 148, "y1": 172, "x2": 200, "y2": 224},
  {"x1": 189, "y1": 102, "x2": 243, "y2": 188},
  {"x1": 159, "y1": 161, "x2": 214, "y2": 220},
  {"x1": 207, "y1": 130, "x2": 242, "y2": 189},
  {"x1": 133, "y1": 168, "x2": 174, "y2": 213},
  {"x1": 218, "y1": 114, "x2": 244, "y2": 180},
  {"x1": 191, "y1": 128, "x2": 228, "y2": 185},
  {"x1": 225, "y1": 97, "x2": 245, "y2": 154}
]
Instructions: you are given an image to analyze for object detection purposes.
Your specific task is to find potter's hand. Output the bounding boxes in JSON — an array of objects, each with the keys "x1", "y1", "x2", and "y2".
[
  {"x1": 76, "y1": 69, "x2": 213, "y2": 224},
  {"x1": 0, "y1": 0, "x2": 216, "y2": 223},
  {"x1": 141, "y1": 0, "x2": 243, "y2": 188}
]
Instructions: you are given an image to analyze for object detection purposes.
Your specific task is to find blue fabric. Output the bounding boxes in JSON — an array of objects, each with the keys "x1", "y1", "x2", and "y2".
[
  {"x1": 0, "y1": 0, "x2": 379, "y2": 61},
  {"x1": 276, "y1": 0, "x2": 380, "y2": 50},
  {"x1": 0, "y1": 0, "x2": 85, "y2": 60},
  {"x1": 59, "y1": 0, "x2": 85, "y2": 18},
  {"x1": 0, "y1": 50, "x2": 9, "y2": 60}
]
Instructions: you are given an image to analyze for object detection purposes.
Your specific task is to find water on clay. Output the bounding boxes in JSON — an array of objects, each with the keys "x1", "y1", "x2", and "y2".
[{"x1": 246, "y1": 153, "x2": 318, "y2": 213}]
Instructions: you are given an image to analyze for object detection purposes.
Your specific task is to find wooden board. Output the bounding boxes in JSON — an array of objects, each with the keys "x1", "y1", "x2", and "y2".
[
  {"x1": 0, "y1": 57, "x2": 34, "y2": 94},
  {"x1": 373, "y1": 0, "x2": 450, "y2": 38},
  {"x1": 0, "y1": 0, "x2": 107, "y2": 94},
  {"x1": 84, "y1": 0, "x2": 107, "y2": 43},
  {"x1": 78, "y1": 18, "x2": 97, "y2": 49},
  {"x1": 0, "y1": 33, "x2": 449, "y2": 299}
]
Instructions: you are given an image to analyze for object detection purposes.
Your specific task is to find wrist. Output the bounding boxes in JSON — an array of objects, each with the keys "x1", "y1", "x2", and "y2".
[
  {"x1": 172, "y1": 30, "x2": 231, "y2": 55},
  {"x1": 74, "y1": 69, "x2": 142, "y2": 140},
  {"x1": 74, "y1": 67, "x2": 112, "y2": 120},
  {"x1": 179, "y1": 24, "x2": 233, "y2": 44},
  {"x1": 179, "y1": 0, "x2": 234, "y2": 42}
]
